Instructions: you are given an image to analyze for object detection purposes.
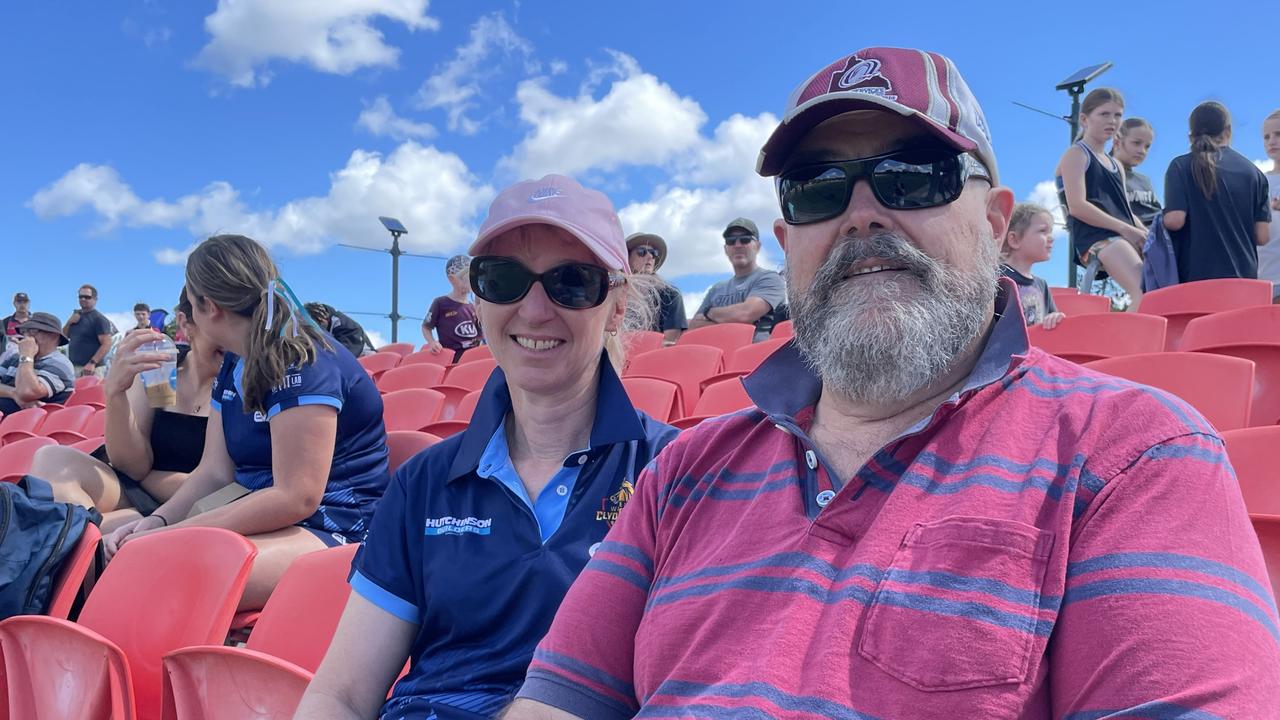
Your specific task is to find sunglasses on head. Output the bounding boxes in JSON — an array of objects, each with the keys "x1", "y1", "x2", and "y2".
[
  {"x1": 724, "y1": 235, "x2": 756, "y2": 246},
  {"x1": 631, "y1": 246, "x2": 660, "y2": 258},
  {"x1": 778, "y1": 147, "x2": 990, "y2": 225},
  {"x1": 470, "y1": 255, "x2": 624, "y2": 309}
]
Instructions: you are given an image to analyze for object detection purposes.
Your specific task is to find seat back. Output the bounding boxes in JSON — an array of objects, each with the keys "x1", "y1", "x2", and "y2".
[
  {"x1": 1222, "y1": 427, "x2": 1280, "y2": 516},
  {"x1": 455, "y1": 345, "x2": 493, "y2": 365},
  {"x1": 376, "y1": 364, "x2": 447, "y2": 394},
  {"x1": 452, "y1": 389, "x2": 483, "y2": 423},
  {"x1": 621, "y1": 377, "x2": 681, "y2": 423},
  {"x1": 161, "y1": 646, "x2": 311, "y2": 720},
  {"x1": 0, "y1": 437, "x2": 58, "y2": 484},
  {"x1": 677, "y1": 324, "x2": 757, "y2": 357},
  {"x1": 1085, "y1": 352, "x2": 1255, "y2": 431},
  {"x1": 690, "y1": 378, "x2": 753, "y2": 417},
  {"x1": 47, "y1": 522, "x2": 102, "y2": 619},
  {"x1": 400, "y1": 349, "x2": 453, "y2": 368},
  {"x1": 727, "y1": 338, "x2": 789, "y2": 374},
  {"x1": 771, "y1": 320, "x2": 794, "y2": 339},
  {"x1": 621, "y1": 331, "x2": 664, "y2": 361},
  {"x1": 1182, "y1": 305, "x2": 1280, "y2": 349},
  {"x1": 67, "y1": 384, "x2": 107, "y2": 409},
  {"x1": 421, "y1": 420, "x2": 469, "y2": 438},
  {"x1": 0, "y1": 407, "x2": 47, "y2": 445},
  {"x1": 245, "y1": 544, "x2": 359, "y2": 671},
  {"x1": 79, "y1": 527, "x2": 258, "y2": 720},
  {"x1": 39, "y1": 405, "x2": 96, "y2": 443},
  {"x1": 442, "y1": 359, "x2": 498, "y2": 392},
  {"x1": 1027, "y1": 313, "x2": 1167, "y2": 364},
  {"x1": 380, "y1": 389, "x2": 446, "y2": 432},
  {"x1": 1187, "y1": 343, "x2": 1280, "y2": 427},
  {"x1": 75, "y1": 375, "x2": 103, "y2": 391},
  {"x1": 0, "y1": 615, "x2": 135, "y2": 719},
  {"x1": 1250, "y1": 514, "x2": 1280, "y2": 605},
  {"x1": 356, "y1": 352, "x2": 401, "y2": 379},
  {"x1": 1138, "y1": 278, "x2": 1274, "y2": 349},
  {"x1": 375, "y1": 342, "x2": 415, "y2": 357},
  {"x1": 385, "y1": 431, "x2": 441, "y2": 475},
  {"x1": 82, "y1": 409, "x2": 108, "y2": 440},
  {"x1": 1051, "y1": 293, "x2": 1111, "y2": 316},
  {"x1": 625, "y1": 345, "x2": 724, "y2": 413}
]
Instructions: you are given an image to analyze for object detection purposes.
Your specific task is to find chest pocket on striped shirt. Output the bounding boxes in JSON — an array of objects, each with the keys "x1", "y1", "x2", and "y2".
[{"x1": 857, "y1": 516, "x2": 1054, "y2": 692}]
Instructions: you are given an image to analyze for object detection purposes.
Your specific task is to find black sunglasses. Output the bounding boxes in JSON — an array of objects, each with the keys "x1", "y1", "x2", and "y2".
[
  {"x1": 631, "y1": 246, "x2": 660, "y2": 258},
  {"x1": 724, "y1": 235, "x2": 756, "y2": 246},
  {"x1": 778, "y1": 147, "x2": 990, "y2": 225},
  {"x1": 78, "y1": 294, "x2": 94, "y2": 300},
  {"x1": 470, "y1": 256, "x2": 624, "y2": 309}
]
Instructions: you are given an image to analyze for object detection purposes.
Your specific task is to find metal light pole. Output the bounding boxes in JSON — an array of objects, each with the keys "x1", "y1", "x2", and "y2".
[
  {"x1": 1055, "y1": 62, "x2": 1113, "y2": 288},
  {"x1": 338, "y1": 216, "x2": 446, "y2": 343}
]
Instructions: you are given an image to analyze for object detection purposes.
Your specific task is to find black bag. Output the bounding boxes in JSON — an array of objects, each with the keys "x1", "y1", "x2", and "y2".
[{"x1": 0, "y1": 475, "x2": 99, "y2": 618}]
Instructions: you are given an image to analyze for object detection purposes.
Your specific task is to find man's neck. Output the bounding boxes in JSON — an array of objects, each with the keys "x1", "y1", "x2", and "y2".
[
  {"x1": 448, "y1": 289, "x2": 470, "y2": 303},
  {"x1": 733, "y1": 264, "x2": 758, "y2": 279}
]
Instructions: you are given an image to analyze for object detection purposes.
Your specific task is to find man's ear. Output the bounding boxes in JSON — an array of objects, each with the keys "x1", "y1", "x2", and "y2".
[
  {"x1": 773, "y1": 218, "x2": 790, "y2": 253},
  {"x1": 986, "y1": 186, "x2": 1015, "y2": 250}
]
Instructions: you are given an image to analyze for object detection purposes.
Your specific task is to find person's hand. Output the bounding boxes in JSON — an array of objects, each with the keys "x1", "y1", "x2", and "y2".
[
  {"x1": 1041, "y1": 312, "x2": 1066, "y2": 331},
  {"x1": 16, "y1": 336, "x2": 36, "y2": 359},
  {"x1": 1118, "y1": 225, "x2": 1147, "y2": 249},
  {"x1": 427, "y1": 340, "x2": 444, "y2": 355},
  {"x1": 103, "y1": 329, "x2": 169, "y2": 399},
  {"x1": 102, "y1": 514, "x2": 167, "y2": 560},
  {"x1": 80, "y1": 362, "x2": 98, "y2": 377},
  {"x1": 68, "y1": 311, "x2": 81, "y2": 325}
]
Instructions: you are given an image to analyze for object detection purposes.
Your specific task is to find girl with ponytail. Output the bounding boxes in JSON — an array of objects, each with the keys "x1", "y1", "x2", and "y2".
[
  {"x1": 1163, "y1": 102, "x2": 1272, "y2": 282},
  {"x1": 103, "y1": 234, "x2": 391, "y2": 612}
]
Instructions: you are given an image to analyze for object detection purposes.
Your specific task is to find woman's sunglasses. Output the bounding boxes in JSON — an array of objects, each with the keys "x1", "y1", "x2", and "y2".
[
  {"x1": 470, "y1": 255, "x2": 624, "y2": 309},
  {"x1": 778, "y1": 147, "x2": 990, "y2": 225}
]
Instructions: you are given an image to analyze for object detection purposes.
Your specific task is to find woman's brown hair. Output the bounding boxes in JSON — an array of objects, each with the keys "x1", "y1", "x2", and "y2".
[
  {"x1": 1188, "y1": 101, "x2": 1231, "y2": 198},
  {"x1": 184, "y1": 234, "x2": 329, "y2": 414},
  {"x1": 1076, "y1": 88, "x2": 1125, "y2": 140}
]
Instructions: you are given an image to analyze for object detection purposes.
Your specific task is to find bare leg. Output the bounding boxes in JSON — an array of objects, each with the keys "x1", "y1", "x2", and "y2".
[
  {"x1": 29, "y1": 445, "x2": 133, "y2": 513},
  {"x1": 1097, "y1": 241, "x2": 1145, "y2": 310},
  {"x1": 240, "y1": 526, "x2": 329, "y2": 611}
]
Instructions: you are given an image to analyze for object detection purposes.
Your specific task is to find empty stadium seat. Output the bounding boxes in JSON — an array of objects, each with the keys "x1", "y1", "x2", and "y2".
[
  {"x1": 47, "y1": 522, "x2": 102, "y2": 620},
  {"x1": 624, "y1": 345, "x2": 724, "y2": 416},
  {"x1": 400, "y1": 349, "x2": 453, "y2": 368},
  {"x1": 0, "y1": 407, "x2": 45, "y2": 446},
  {"x1": 67, "y1": 384, "x2": 107, "y2": 410},
  {"x1": 677, "y1": 323, "x2": 757, "y2": 357},
  {"x1": 36, "y1": 405, "x2": 96, "y2": 445},
  {"x1": 1250, "y1": 514, "x2": 1280, "y2": 603},
  {"x1": 672, "y1": 377, "x2": 753, "y2": 429},
  {"x1": 1137, "y1": 278, "x2": 1273, "y2": 350},
  {"x1": 1051, "y1": 293, "x2": 1111, "y2": 316},
  {"x1": 0, "y1": 437, "x2": 57, "y2": 483},
  {"x1": 70, "y1": 436, "x2": 105, "y2": 454},
  {"x1": 381, "y1": 389, "x2": 446, "y2": 433},
  {"x1": 1222, "y1": 427, "x2": 1280, "y2": 516},
  {"x1": 621, "y1": 377, "x2": 681, "y2": 423},
  {"x1": 621, "y1": 331, "x2": 665, "y2": 360},
  {"x1": 455, "y1": 345, "x2": 493, "y2": 365},
  {"x1": 357, "y1": 352, "x2": 401, "y2": 379},
  {"x1": 432, "y1": 385, "x2": 474, "y2": 422},
  {"x1": 1085, "y1": 352, "x2": 1255, "y2": 431},
  {"x1": 385, "y1": 431, "x2": 442, "y2": 474},
  {"x1": 376, "y1": 364, "x2": 448, "y2": 394},
  {"x1": 700, "y1": 338, "x2": 789, "y2": 390},
  {"x1": 771, "y1": 320, "x2": 794, "y2": 339},
  {"x1": 376, "y1": 342, "x2": 416, "y2": 357},
  {"x1": 421, "y1": 420, "x2": 469, "y2": 438},
  {"x1": 442, "y1": 359, "x2": 497, "y2": 392},
  {"x1": 0, "y1": 615, "x2": 135, "y2": 719},
  {"x1": 1183, "y1": 307, "x2": 1280, "y2": 426},
  {"x1": 1027, "y1": 313, "x2": 1167, "y2": 364},
  {"x1": 1048, "y1": 287, "x2": 1080, "y2": 300},
  {"x1": 74, "y1": 375, "x2": 102, "y2": 391},
  {"x1": 422, "y1": 388, "x2": 482, "y2": 435}
]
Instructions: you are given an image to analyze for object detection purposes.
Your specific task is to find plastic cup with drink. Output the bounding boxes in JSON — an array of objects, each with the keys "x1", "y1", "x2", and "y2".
[{"x1": 138, "y1": 335, "x2": 179, "y2": 408}]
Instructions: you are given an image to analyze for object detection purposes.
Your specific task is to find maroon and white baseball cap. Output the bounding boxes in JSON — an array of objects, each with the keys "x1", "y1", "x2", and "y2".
[
  {"x1": 470, "y1": 174, "x2": 629, "y2": 272},
  {"x1": 756, "y1": 47, "x2": 999, "y2": 183}
]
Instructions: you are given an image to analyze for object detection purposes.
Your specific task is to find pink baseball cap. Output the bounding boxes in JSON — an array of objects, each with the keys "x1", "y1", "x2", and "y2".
[
  {"x1": 469, "y1": 174, "x2": 629, "y2": 272},
  {"x1": 756, "y1": 47, "x2": 999, "y2": 184}
]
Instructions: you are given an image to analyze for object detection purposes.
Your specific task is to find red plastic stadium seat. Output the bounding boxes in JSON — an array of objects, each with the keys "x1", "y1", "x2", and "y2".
[
  {"x1": 1250, "y1": 514, "x2": 1280, "y2": 603},
  {"x1": 1051, "y1": 293, "x2": 1111, "y2": 316},
  {"x1": 47, "y1": 522, "x2": 102, "y2": 620},
  {"x1": 455, "y1": 345, "x2": 493, "y2": 365},
  {"x1": 771, "y1": 320, "x2": 794, "y2": 339},
  {"x1": 74, "y1": 375, "x2": 103, "y2": 391},
  {"x1": 1183, "y1": 307, "x2": 1280, "y2": 427},
  {"x1": 37, "y1": 405, "x2": 96, "y2": 445},
  {"x1": 1027, "y1": 313, "x2": 1167, "y2": 364},
  {"x1": 357, "y1": 352, "x2": 402, "y2": 379},
  {"x1": 677, "y1": 323, "x2": 757, "y2": 357},
  {"x1": 0, "y1": 615, "x2": 135, "y2": 719},
  {"x1": 701, "y1": 338, "x2": 789, "y2": 390},
  {"x1": 400, "y1": 349, "x2": 453, "y2": 368},
  {"x1": 672, "y1": 377, "x2": 753, "y2": 430},
  {"x1": 385, "y1": 430, "x2": 441, "y2": 474},
  {"x1": 624, "y1": 345, "x2": 724, "y2": 416},
  {"x1": 442, "y1": 359, "x2": 497, "y2": 392},
  {"x1": 0, "y1": 437, "x2": 57, "y2": 483},
  {"x1": 71, "y1": 436, "x2": 106, "y2": 454},
  {"x1": 1085, "y1": 352, "x2": 1255, "y2": 431},
  {"x1": 1137, "y1": 278, "x2": 1273, "y2": 350},
  {"x1": 421, "y1": 420, "x2": 469, "y2": 438},
  {"x1": 0, "y1": 407, "x2": 46, "y2": 446},
  {"x1": 67, "y1": 384, "x2": 107, "y2": 410},
  {"x1": 432, "y1": 386, "x2": 474, "y2": 422},
  {"x1": 161, "y1": 646, "x2": 311, "y2": 720},
  {"x1": 621, "y1": 331, "x2": 665, "y2": 361},
  {"x1": 376, "y1": 342, "x2": 416, "y2": 357},
  {"x1": 1222, "y1": 427, "x2": 1280, "y2": 516},
  {"x1": 376, "y1": 364, "x2": 448, "y2": 394},
  {"x1": 1048, "y1": 287, "x2": 1080, "y2": 300},
  {"x1": 381, "y1": 389, "x2": 445, "y2": 432},
  {"x1": 622, "y1": 377, "x2": 681, "y2": 423}
]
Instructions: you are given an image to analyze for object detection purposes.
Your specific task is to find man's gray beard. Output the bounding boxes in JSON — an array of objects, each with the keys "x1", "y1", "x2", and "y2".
[{"x1": 787, "y1": 231, "x2": 999, "y2": 406}]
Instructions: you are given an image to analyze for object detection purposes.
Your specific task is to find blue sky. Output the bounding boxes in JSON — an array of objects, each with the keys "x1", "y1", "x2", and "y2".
[{"x1": 3, "y1": 0, "x2": 1275, "y2": 345}]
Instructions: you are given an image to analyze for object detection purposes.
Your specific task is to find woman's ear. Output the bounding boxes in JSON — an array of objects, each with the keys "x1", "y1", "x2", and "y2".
[{"x1": 605, "y1": 290, "x2": 628, "y2": 334}]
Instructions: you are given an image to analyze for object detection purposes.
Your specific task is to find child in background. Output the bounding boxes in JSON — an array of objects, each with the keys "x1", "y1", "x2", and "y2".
[
  {"x1": 1258, "y1": 109, "x2": 1280, "y2": 301},
  {"x1": 1002, "y1": 203, "x2": 1067, "y2": 329},
  {"x1": 1111, "y1": 117, "x2": 1162, "y2": 227}
]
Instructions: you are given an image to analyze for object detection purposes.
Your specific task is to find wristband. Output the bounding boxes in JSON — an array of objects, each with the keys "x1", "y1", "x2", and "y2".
[{"x1": 152, "y1": 513, "x2": 169, "y2": 527}]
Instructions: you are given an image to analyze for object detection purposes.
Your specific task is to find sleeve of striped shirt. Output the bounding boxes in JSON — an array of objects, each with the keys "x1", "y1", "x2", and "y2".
[
  {"x1": 516, "y1": 456, "x2": 670, "y2": 719},
  {"x1": 1053, "y1": 432, "x2": 1280, "y2": 717}
]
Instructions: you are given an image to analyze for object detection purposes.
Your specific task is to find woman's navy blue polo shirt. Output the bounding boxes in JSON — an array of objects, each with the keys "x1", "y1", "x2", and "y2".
[
  {"x1": 351, "y1": 356, "x2": 677, "y2": 720},
  {"x1": 209, "y1": 337, "x2": 390, "y2": 544}
]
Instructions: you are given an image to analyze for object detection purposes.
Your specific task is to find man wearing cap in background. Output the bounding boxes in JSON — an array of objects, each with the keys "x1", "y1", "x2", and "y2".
[
  {"x1": 423, "y1": 254, "x2": 483, "y2": 362},
  {"x1": 626, "y1": 232, "x2": 686, "y2": 344},
  {"x1": 688, "y1": 218, "x2": 787, "y2": 342},
  {"x1": 0, "y1": 311, "x2": 75, "y2": 415},
  {"x1": 63, "y1": 284, "x2": 113, "y2": 378},
  {"x1": 1, "y1": 292, "x2": 32, "y2": 354},
  {"x1": 507, "y1": 47, "x2": 1278, "y2": 719}
]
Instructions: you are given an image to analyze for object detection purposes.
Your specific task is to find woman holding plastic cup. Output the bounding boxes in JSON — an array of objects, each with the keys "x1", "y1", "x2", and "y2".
[{"x1": 33, "y1": 292, "x2": 222, "y2": 531}]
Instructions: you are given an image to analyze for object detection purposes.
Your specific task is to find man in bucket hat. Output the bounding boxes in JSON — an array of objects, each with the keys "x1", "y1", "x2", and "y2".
[
  {"x1": 625, "y1": 231, "x2": 686, "y2": 343},
  {"x1": 505, "y1": 47, "x2": 1279, "y2": 719},
  {"x1": 0, "y1": 311, "x2": 75, "y2": 414}
]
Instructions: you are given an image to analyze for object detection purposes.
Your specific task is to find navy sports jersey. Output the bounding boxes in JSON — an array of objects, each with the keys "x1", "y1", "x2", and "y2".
[
  {"x1": 210, "y1": 336, "x2": 390, "y2": 544},
  {"x1": 350, "y1": 355, "x2": 677, "y2": 720}
]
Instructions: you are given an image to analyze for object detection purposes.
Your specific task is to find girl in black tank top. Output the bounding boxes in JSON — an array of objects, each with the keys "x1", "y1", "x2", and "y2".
[{"x1": 1055, "y1": 87, "x2": 1148, "y2": 308}]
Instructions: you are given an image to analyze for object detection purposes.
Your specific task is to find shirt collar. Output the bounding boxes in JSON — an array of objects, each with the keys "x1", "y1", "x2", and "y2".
[
  {"x1": 743, "y1": 276, "x2": 1029, "y2": 419},
  {"x1": 447, "y1": 350, "x2": 645, "y2": 483}
]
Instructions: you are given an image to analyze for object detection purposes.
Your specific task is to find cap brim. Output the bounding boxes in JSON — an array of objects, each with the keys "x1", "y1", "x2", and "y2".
[
  {"x1": 470, "y1": 215, "x2": 625, "y2": 272},
  {"x1": 756, "y1": 94, "x2": 977, "y2": 177}
]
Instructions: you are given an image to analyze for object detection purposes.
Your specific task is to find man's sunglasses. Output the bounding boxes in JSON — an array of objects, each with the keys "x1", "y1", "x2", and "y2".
[
  {"x1": 778, "y1": 148, "x2": 990, "y2": 225},
  {"x1": 78, "y1": 295, "x2": 94, "y2": 300},
  {"x1": 470, "y1": 256, "x2": 624, "y2": 309},
  {"x1": 631, "y1": 246, "x2": 660, "y2": 258},
  {"x1": 724, "y1": 236, "x2": 756, "y2": 246}
]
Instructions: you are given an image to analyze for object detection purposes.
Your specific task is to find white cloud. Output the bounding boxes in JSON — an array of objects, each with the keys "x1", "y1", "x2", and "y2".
[
  {"x1": 1027, "y1": 180, "x2": 1067, "y2": 228},
  {"x1": 504, "y1": 50, "x2": 707, "y2": 179},
  {"x1": 682, "y1": 289, "x2": 708, "y2": 317},
  {"x1": 1256, "y1": 159, "x2": 1276, "y2": 174},
  {"x1": 364, "y1": 329, "x2": 389, "y2": 350},
  {"x1": 357, "y1": 96, "x2": 436, "y2": 140},
  {"x1": 31, "y1": 142, "x2": 493, "y2": 263},
  {"x1": 194, "y1": 0, "x2": 439, "y2": 88},
  {"x1": 415, "y1": 12, "x2": 535, "y2": 135}
]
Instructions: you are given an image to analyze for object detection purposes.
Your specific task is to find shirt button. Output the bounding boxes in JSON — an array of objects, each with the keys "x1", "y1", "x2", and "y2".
[
  {"x1": 556, "y1": 485, "x2": 568, "y2": 496},
  {"x1": 816, "y1": 490, "x2": 836, "y2": 507},
  {"x1": 576, "y1": 455, "x2": 587, "y2": 466}
]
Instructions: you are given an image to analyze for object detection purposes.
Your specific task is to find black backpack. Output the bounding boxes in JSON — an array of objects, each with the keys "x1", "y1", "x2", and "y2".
[{"x1": 0, "y1": 475, "x2": 99, "y2": 618}]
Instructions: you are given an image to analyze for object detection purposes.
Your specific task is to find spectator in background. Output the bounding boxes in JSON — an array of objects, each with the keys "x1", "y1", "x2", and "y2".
[
  {"x1": 1001, "y1": 203, "x2": 1065, "y2": 328},
  {"x1": 1163, "y1": 101, "x2": 1271, "y2": 282},
  {"x1": 690, "y1": 218, "x2": 787, "y2": 341},
  {"x1": 1056, "y1": 88, "x2": 1147, "y2": 306},
  {"x1": 0, "y1": 312, "x2": 75, "y2": 415},
  {"x1": 31, "y1": 292, "x2": 219, "y2": 532},
  {"x1": 626, "y1": 232, "x2": 687, "y2": 343},
  {"x1": 1256, "y1": 109, "x2": 1280, "y2": 300},
  {"x1": 305, "y1": 302, "x2": 374, "y2": 358},
  {"x1": 132, "y1": 303, "x2": 151, "y2": 330},
  {"x1": 1, "y1": 292, "x2": 31, "y2": 353},
  {"x1": 1111, "y1": 117, "x2": 1163, "y2": 227},
  {"x1": 423, "y1": 254, "x2": 482, "y2": 362},
  {"x1": 63, "y1": 284, "x2": 114, "y2": 377}
]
